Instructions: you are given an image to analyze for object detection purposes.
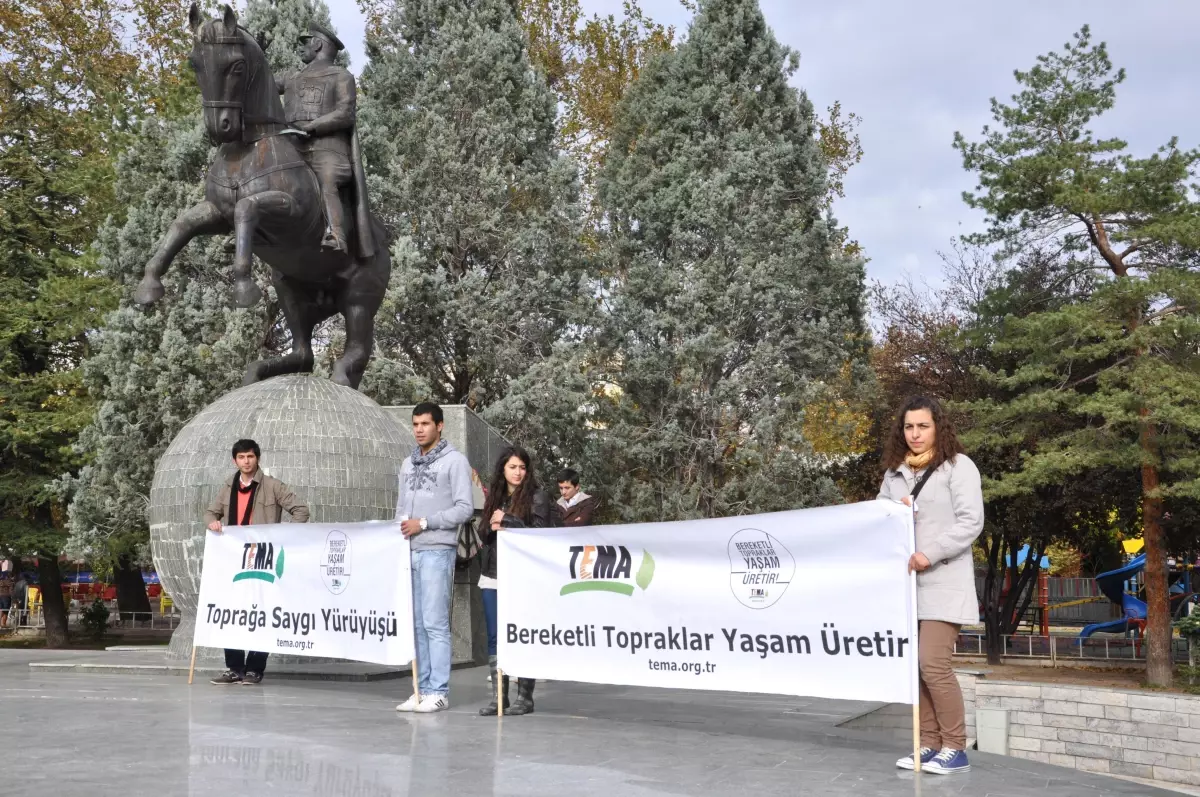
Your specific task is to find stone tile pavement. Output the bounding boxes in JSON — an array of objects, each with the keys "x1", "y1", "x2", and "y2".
[{"x1": 1, "y1": 649, "x2": 1181, "y2": 796}]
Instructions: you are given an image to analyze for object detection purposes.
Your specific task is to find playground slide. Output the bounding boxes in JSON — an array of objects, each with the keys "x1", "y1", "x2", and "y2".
[
  {"x1": 1079, "y1": 554, "x2": 1147, "y2": 639},
  {"x1": 1123, "y1": 596, "x2": 1148, "y2": 619},
  {"x1": 1079, "y1": 617, "x2": 1134, "y2": 638}
]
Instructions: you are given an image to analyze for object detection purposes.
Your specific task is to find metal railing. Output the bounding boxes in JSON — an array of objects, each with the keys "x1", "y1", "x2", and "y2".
[
  {"x1": 2, "y1": 605, "x2": 181, "y2": 632},
  {"x1": 108, "y1": 611, "x2": 182, "y2": 630},
  {"x1": 954, "y1": 632, "x2": 1190, "y2": 664}
]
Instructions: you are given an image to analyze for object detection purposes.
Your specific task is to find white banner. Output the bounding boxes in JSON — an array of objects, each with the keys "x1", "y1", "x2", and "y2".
[
  {"x1": 498, "y1": 501, "x2": 917, "y2": 703},
  {"x1": 194, "y1": 521, "x2": 415, "y2": 665}
]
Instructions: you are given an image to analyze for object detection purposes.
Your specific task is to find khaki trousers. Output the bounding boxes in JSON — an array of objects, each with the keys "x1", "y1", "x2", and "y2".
[{"x1": 918, "y1": 620, "x2": 966, "y2": 750}]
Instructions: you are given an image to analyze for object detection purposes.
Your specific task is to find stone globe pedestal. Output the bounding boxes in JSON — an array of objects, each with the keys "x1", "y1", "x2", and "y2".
[{"x1": 149, "y1": 375, "x2": 410, "y2": 664}]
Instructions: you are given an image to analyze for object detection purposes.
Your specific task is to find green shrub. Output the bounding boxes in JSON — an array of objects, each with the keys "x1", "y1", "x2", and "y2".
[{"x1": 80, "y1": 599, "x2": 110, "y2": 641}]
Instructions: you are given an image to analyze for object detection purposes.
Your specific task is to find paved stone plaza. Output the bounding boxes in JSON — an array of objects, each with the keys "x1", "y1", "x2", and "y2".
[{"x1": 2, "y1": 650, "x2": 1181, "y2": 796}]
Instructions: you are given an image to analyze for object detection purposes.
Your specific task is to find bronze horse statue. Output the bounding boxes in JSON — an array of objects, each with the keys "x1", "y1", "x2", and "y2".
[{"x1": 134, "y1": 5, "x2": 389, "y2": 390}]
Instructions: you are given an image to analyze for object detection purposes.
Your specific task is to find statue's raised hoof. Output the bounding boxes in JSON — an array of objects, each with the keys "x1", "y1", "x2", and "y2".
[
  {"x1": 134, "y1": 277, "x2": 165, "y2": 306},
  {"x1": 232, "y1": 279, "x2": 263, "y2": 308}
]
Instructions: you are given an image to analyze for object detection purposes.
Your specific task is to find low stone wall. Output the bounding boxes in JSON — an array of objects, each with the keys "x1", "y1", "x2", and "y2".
[
  {"x1": 976, "y1": 680, "x2": 1200, "y2": 788},
  {"x1": 959, "y1": 670, "x2": 979, "y2": 744}
]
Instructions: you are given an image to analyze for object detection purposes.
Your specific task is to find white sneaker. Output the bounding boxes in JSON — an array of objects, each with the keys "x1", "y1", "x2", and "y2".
[
  {"x1": 414, "y1": 694, "x2": 449, "y2": 713},
  {"x1": 896, "y1": 747, "x2": 937, "y2": 770},
  {"x1": 395, "y1": 694, "x2": 420, "y2": 712}
]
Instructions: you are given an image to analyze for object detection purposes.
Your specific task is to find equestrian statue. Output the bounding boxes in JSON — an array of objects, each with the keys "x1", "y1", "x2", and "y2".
[{"x1": 134, "y1": 4, "x2": 389, "y2": 390}]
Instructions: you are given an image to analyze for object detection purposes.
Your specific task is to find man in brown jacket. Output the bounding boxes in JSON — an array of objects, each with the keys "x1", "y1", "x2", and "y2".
[
  {"x1": 204, "y1": 438, "x2": 309, "y2": 685},
  {"x1": 556, "y1": 468, "x2": 600, "y2": 527}
]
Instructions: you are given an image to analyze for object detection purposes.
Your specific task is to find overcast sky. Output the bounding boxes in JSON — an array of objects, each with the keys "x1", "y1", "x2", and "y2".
[{"x1": 327, "y1": 0, "x2": 1199, "y2": 287}]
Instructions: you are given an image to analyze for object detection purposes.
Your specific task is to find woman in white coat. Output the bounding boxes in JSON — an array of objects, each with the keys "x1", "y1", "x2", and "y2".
[{"x1": 879, "y1": 395, "x2": 984, "y2": 775}]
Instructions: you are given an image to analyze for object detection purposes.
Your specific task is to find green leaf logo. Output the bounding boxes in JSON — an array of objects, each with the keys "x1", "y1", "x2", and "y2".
[
  {"x1": 635, "y1": 550, "x2": 655, "y2": 591},
  {"x1": 275, "y1": 547, "x2": 285, "y2": 579}
]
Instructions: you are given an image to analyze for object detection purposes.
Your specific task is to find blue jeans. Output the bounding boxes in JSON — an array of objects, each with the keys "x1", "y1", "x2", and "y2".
[
  {"x1": 412, "y1": 548, "x2": 455, "y2": 697},
  {"x1": 481, "y1": 587, "x2": 497, "y2": 656}
]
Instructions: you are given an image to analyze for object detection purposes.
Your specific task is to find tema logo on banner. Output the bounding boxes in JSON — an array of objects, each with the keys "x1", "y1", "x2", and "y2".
[
  {"x1": 727, "y1": 529, "x2": 794, "y2": 609},
  {"x1": 321, "y1": 530, "x2": 352, "y2": 595},
  {"x1": 233, "y1": 542, "x2": 285, "y2": 584},
  {"x1": 562, "y1": 545, "x2": 655, "y2": 596}
]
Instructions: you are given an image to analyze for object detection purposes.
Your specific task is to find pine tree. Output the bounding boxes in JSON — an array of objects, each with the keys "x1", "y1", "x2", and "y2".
[
  {"x1": 591, "y1": 0, "x2": 866, "y2": 521},
  {"x1": 956, "y1": 26, "x2": 1200, "y2": 686},
  {"x1": 62, "y1": 0, "x2": 342, "y2": 605},
  {"x1": 512, "y1": 0, "x2": 675, "y2": 214},
  {"x1": 357, "y1": 0, "x2": 589, "y2": 455},
  {"x1": 242, "y1": 0, "x2": 349, "y2": 73}
]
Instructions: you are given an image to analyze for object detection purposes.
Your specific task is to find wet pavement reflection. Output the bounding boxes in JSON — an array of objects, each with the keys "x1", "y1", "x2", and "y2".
[{"x1": 1, "y1": 650, "x2": 1179, "y2": 796}]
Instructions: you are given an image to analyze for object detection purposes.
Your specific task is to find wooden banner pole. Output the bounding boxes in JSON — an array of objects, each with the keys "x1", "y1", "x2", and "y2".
[
  {"x1": 912, "y1": 701, "x2": 921, "y2": 772},
  {"x1": 187, "y1": 645, "x2": 197, "y2": 685},
  {"x1": 497, "y1": 668, "x2": 505, "y2": 718},
  {"x1": 909, "y1": 501, "x2": 922, "y2": 773}
]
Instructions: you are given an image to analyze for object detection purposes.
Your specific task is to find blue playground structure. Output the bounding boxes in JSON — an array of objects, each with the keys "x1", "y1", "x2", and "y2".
[
  {"x1": 1079, "y1": 554, "x2": 1147, "y2": 639},
  {"x1": 1079, "y1": 554, "x2": 1195, "y2": 642}
]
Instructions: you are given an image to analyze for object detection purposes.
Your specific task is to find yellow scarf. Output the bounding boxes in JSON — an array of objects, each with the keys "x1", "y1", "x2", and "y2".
[{"x1": 905, "y1": 449, "x2": 934, "y2": 471}]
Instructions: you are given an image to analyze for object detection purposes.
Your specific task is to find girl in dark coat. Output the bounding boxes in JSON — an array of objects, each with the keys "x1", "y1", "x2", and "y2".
[{"x1": 478, "y1": 446, "x2": 553, "y2": 715}]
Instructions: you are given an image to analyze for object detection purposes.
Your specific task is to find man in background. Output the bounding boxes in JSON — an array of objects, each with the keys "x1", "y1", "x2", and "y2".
[
  {"x1": 0, "y1": 573, "x2": 11, "y2": 628},
  {"x1": 556, "y1": 468, "x2": 600, "y2": 526},
  {"x1": 12, "y1": 572, "x2": 29, "y2": 627}
]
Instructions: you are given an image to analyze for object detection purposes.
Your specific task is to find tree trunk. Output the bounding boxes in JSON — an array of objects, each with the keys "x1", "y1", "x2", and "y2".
[
  {"x1": 113, "y1": 554, "x2": 151, "y2": 617},
  {"x1": 1141, "y1": 419, "x2": 1172, "y2": 687},
  {"x1": 982, "y1": 533, "x2": 1004, "y2": 665},
  {"x1": 984, "y1": 626, "x2": 1002, "y2": 664},
  {"x1": 1007, "y1": 547, "x2": 1044, "y2": 635},
  {"x1": 37, "y1": 554, "x2": 68, "y2": 648},
  {"x1": 982, "y1": 579, "x2": 1001, "y2": 665},
  {"x1": 981, "y1": 531, "x2": 1049, "y2": 665}
]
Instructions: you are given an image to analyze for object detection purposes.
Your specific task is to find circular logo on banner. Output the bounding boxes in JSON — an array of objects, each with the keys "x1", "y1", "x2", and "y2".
[
  {"x1": 727, "y1": 528, "x2": 795, "y2": 609},
  {"x1": 321, "y1": 529, "x2": 352, "y2": 594}
]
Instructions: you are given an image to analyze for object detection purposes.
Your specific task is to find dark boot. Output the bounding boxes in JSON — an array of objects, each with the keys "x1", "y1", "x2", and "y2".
[
  {"x1": 478, "y1": 655, "x2": 509, "y2": 716},
  {"x1": 507, "y1": 678, "x2": 536, "y2": 715}
]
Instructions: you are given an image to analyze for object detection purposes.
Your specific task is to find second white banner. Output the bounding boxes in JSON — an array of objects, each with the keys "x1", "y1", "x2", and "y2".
[{"x1": 497, "y1": 500, "x2": 917, "y2": 703}]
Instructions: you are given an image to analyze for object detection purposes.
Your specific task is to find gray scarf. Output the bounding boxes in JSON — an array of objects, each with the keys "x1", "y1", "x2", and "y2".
[{"x1": 407, "y1": 439, "x2": 449, "y2": 492}]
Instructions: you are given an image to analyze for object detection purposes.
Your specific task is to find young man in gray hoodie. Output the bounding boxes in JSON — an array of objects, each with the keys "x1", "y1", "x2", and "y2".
[{"x1": 394, "y1": 402, "x2": 474, "y2": 713}]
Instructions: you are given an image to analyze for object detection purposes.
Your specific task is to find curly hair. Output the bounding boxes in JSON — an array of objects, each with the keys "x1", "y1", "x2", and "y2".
[
  {"x1": 881, "y1": 395, "x2": 965, "y2": 472},
  {"x1": 480, "y1": 446, "x2": 539, "y2": 524}
]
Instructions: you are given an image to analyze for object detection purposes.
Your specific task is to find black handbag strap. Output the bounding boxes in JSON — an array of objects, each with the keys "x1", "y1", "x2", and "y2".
[
  {"x1": 909, "y1": 467, "x2": 935, "y2": 501},
  {"x1": 228, "y1": 472, "x2": 260, "y2": 526}
]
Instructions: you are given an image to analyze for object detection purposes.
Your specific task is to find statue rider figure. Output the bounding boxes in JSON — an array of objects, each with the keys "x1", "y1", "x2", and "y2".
[{"x1": 279, "y1": 24, "x2": 369, "y2": 256}]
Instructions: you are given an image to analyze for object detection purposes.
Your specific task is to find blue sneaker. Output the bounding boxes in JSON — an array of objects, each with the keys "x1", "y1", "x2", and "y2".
[
  {"x1": 895, "y1": 747, "x2": 937, "y2": 770},
  {"x1": 924, "y1": 748, "x2": 970, "y2": 775}
]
